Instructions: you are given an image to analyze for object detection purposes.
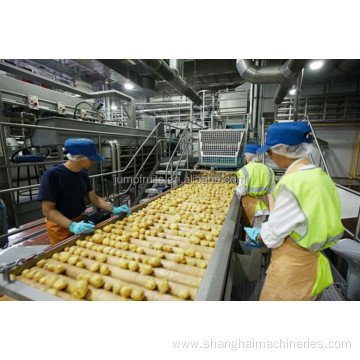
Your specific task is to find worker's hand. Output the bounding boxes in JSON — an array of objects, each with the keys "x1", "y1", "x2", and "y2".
[
  {"x1": 244, "y1": 227, "x2": 261, "y2": 244},
  {"x1": 112, "y1": 205, "x2": 131, "y2": 215},
  {"x1": 69, "y1": 221, "x2": 95, "y2": 234}
]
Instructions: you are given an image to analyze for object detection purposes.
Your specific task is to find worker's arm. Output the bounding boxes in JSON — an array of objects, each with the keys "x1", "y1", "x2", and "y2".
[
  {"x1": 87, "y1": 190, "x2": 113, "y2": 212},
  {"x1": 41, "y1": 200, "x2": 72, "y2": 229},
  {"x1": 259, "y1": 186, "x2": 307, "y2": 248},
  {"x1": 235, "y1": 170, "x2": 248, "y2": 198}
]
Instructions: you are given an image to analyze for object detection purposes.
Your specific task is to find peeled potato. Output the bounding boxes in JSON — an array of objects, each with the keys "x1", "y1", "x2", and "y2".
[
  {"x1": 157, "y1": 279, "x2": 170, "y2": 294},
  {"x1": 128, "y1": 261, "x2": 139, "y2": 272},
  {"x1": 100, "y1": 264, "x2": 110, "y2": 275},
  {"x1": 178, "y1": 289, "x2": 190, "y2": 300},
  {"x1": 89, "y1": 275, "x2": 104, "y2": 288},
  {"x1": 36, "y1": 259, "x2": 46, "y2": 268},
  {"x1": 139, "y1": 264, "x2": 153, "y2": 275},
  {"x1": 118, "y1": 259, "x2": 129, "y2": 269},
  {"x1": 72, "y1": 280, "x2": 88, "y2": 299},
  {"x1": 148, "y1": 257, "x2": 161, "y2": 267},
  {"x1": 131, "y1": 289, "x2": 145, "y2": 301},
  {"x1": 120, "y1": 286, "x2": 132, "y2": 298},
  {"x1": 144, "y1": 277, "x2": 157, "y2": 290},
  {"x1": 53, "y1": 278, "x2": 67, "y2": 291},
  {"x1": 89, "y1": 263, "x2": 100, "y2": 272}
]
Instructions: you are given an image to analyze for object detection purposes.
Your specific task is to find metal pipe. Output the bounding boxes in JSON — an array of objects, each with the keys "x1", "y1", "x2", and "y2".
[
  {"x1": 293, "y1": 69, "x2": 304, "y2": 121},
  {"x1": 0, "y1": 62, "x2": 134, "y2": 103},
  {"x1": 140, "y1": 59, "x2": 202, "y2": 105},
  {"x1": 237, "y1": 59, "x2": 308, "y2": 105}
]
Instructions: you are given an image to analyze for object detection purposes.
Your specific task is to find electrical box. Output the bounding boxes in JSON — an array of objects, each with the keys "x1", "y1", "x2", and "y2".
[
  {"x1": 57, "y1": 102, "x2": 66, "y2": 115},
  {"x1": 80, "y1": 109, "x2": 87, "y2": 119},
  {"x1": 27, "y1": 95, "x2": 39, "y2": 110}
]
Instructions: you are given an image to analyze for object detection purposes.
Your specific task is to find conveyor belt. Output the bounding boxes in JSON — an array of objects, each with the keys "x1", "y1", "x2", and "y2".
[{"x1": 0, "y1": 174, "x2": 240, "y2": 301}]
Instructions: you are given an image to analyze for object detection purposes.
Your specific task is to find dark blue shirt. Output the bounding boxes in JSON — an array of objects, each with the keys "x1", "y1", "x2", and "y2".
[{"x1": 37, "y1": 164, "x2": 93, "y2": 220}]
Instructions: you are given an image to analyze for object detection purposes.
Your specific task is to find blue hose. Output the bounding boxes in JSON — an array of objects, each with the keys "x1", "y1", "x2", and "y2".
[{"x1": 0, "y1": 199, "x2": 8, "y2": 249}]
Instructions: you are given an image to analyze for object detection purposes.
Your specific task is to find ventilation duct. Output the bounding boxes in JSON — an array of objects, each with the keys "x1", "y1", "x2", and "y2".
[
  {"x1": 236, "y1": 59, "x2": 308, "y2": 104},
  {"x1": 140, "y1": 59, "x2": 202, "y2": 105}
]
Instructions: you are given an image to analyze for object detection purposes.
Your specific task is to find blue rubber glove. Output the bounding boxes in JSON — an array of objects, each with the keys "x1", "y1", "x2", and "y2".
[
  {"x1": 112, "y1": 205, "x2": 131, "y2": 215},
  {"x1": 244, "y1": 227, "x2": 261, "y2": 244},
  {"x1": 69, "y1": 221, "x2": 95, "y2": 234}
]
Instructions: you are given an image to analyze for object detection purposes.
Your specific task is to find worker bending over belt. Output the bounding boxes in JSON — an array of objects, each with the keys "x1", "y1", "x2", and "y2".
[
  {"x1": 235, "y1": 143, "x2": 275, "y2": 230},
  {"x1": 245, "y1": 122, "x2": 344, "y2": 301},
  {"x1": 37, "y1": 138, "x2": 131, "y2": 245}
]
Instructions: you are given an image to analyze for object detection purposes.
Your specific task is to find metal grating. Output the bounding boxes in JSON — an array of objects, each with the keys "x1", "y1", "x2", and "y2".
[{"x1": 199, "y1": 129, "x2": 244, "y2": 167}]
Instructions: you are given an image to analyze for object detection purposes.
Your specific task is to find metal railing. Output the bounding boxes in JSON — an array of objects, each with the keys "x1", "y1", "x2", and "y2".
[{"x1": 0, "y1": 120, "x2": 169, "y2": 243}]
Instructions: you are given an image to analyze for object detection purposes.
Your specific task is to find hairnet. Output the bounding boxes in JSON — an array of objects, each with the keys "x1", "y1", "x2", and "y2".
[
  {"x1": 270, "y1": 142, "x2": 314, "y2": 159},
  {"x1": 244, "y1": 153, "x2": 262, "y2": 162},
  {"x1": 66, "y1": 153, "x2": 88, "y2": 162}
]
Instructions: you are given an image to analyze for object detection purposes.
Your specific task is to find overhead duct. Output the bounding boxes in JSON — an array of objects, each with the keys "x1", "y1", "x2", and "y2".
[
  {"x1": 140, "y1": 59, "x2": 202, "y2": 105},
  {"x1": 236, "y1": 59, "x2": 308, "y2": 104}
]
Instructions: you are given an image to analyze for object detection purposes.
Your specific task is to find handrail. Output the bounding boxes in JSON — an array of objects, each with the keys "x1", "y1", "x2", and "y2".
[
  {"x1": 306, "y1": 116, "x2": 331, "y2": 176},
  {"x1": 165, "y1": 121, "x2": 191, "y2": 180}
]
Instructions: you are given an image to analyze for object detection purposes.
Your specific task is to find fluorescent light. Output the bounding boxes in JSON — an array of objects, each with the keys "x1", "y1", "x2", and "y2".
[
  {"x1": 111, "y1": 105, "x2": 117, "y2": 110},
  {"x1": 309, "y1": 60, "x2": 324, "y2": 70},
  {"x1": 124, "y1": 83, "x2": 134, "y2": 90},
  {"x1": 289, "y1": 88, "x2": 296, "y2": 95}
]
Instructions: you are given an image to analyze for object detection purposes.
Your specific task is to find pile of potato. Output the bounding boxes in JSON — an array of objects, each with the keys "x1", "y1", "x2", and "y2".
[{"x1": 15, "y1": 180, "x2": 235, "y2": 301}]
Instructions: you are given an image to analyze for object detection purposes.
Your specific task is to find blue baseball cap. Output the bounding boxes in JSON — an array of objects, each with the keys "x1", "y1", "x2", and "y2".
[
  {"x1": 256, "y1": 122, "x2": 312, "y2": 154},
  {"x1": 243, "y1": 143, "x2": 261, "y2": 155},
  {"x1": 64, "y1": 138, "x2": 105, "y2": 162}
]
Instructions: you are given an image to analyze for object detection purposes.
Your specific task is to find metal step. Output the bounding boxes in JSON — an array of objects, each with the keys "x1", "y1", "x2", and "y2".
[{"x1": 160, "y1": 160, "x2": 187, "y2": 167}]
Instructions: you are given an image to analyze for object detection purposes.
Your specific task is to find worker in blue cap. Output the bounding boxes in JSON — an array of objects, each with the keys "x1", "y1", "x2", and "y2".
[
  {"x1": 244, "y1": 122, "x2": 344, "y2": 300},
  {"x1": 37, "y1": 138, "x2": 131, "y2": 245},
  {"x1": 235, "y1": 143, "x2": 275, "y2": 232}
]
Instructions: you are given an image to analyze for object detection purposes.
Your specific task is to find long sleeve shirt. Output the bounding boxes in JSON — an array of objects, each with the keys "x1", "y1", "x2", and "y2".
[{"x1": 260, "y1": 159, "x2": 316, "y2": 249}]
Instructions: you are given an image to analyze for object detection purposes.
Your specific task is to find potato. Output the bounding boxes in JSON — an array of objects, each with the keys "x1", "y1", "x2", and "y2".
[
  {"x1": 195, "y1": 251, "x2": 203, "y2": 259},
  {"x1": 129, "y1": 244, "x2": 137, "y2": 252},
  {"x1": 102, "y1": 226, "x2": 111, "y2": 233},
  {"x1": 118, "y1": 259, "x2": 129, "y2": 269},
  {"x1": 200, "y1": 240, "x2": 209, "y2": 247},
  {"x1": 128, "y1": 261, "x2": 139, "y2": 272},
  {"x1": 157, "y1": 279, "x2": 170, "y2": 294},
  {"x1": 53, "y1": 264, "x2": 65, "y2": 274},
  {"x1": 44, "y1": 263, "x2": 55, "y2": 272},
  {"x1": 89, "y1": 275, "x2": 104, "y2": 288},
  {"x1": 80, "y1": 251, "x2": 89, "y2": 258},
  {"x1": 113, "y1": 283, "x2": 122, "y2": 294},
  {"x1": 139, "y1": 264, "x2": 153, "y2": 275},
  {"x1": 104, "y1": 282, "x2": 113, "y2": 291},
  {"x1": 53, "y1": 278, "x2": 67, "y2": 291},
  {"x1": 52, "y1": 253, "x2": 60, "y2": 260},
  {"x1": 59, "y1": 252, "x2": 70, "y2": 263},
  {"x1": 186, "y1": 258, "x2": 196, "y2": 266},
  {"x1": 131, "y1": 289, "x2": 145, "y2": 301},
  {"x1": 148, "y1": 257, "x2": 161, "y2": 267},
  {"x1": 33, "y1": 271, "x2": 45, "y2": 282},
  {"x1": 136, "y1": 247, "x2": 144, "y2": 254},
  {"x1": 190, "y1": 236, "x2": 200, "y2": 245},
  {"x1": 68, "y1": 255, "x2": 79, "y2": 265},
  {"x1": 76, "y1": 261, "x2": 85, "y2": 268},
  {"x1": 89, "y1": 263, "x2": 100, "y2": 272},
  {"x1": 174, "y1": 254, "x2": 186, "y2": 264},
  {"x1": 199, "y1": 261, "x2": 208, "y2": 269},
  {"x1": 72, "y1": 280, "x2": 88, "y2": 299},
  {"x1": 120, "y1": 286, "x2": 132, "y2": 298},
  {"x1": 144, "y1": 277, "x2": 157, "y2": 290},
  {"x1": 178, "y1": 289, "x2": 190, "y2": 300},
  {"x1": 36, "y1": 259, "x2": 46, "y2": 268},
  {"x1": 162, "y1": 245, "x2": 173, "y2": 253},
  {"x1": 154, "y1": 242, "x2": 163, "y2": 250},
  {"x1": 100, "y1": 264, "x2": 110, "y2": 275},
  {"x1": 185, "y1": 248, "x2": 195, "y2": 257}
]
